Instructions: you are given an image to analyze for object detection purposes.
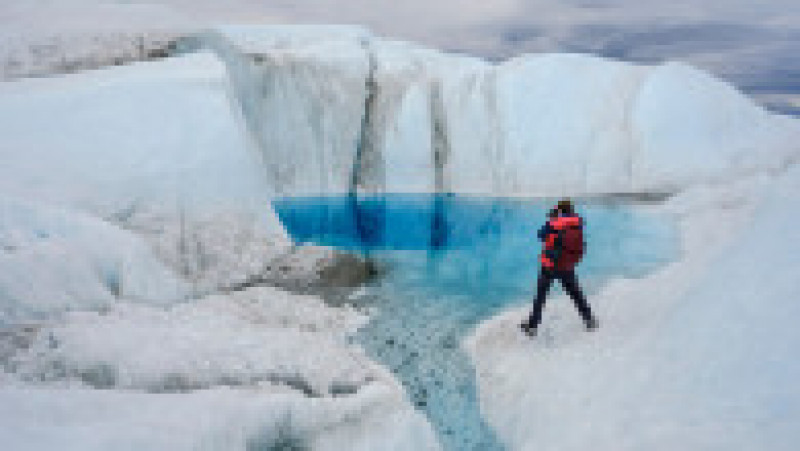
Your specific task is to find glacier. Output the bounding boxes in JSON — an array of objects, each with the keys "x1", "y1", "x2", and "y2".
[
  {"x1": 0, "y1": 23, "x2": 799, "y2": 451},
  {"x1": 204, "y1": 25, "x2": 799, "y2": 197}
]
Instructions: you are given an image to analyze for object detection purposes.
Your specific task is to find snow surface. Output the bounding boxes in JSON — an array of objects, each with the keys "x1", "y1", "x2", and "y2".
[
  {"x1": 0, "y1": 283, "x2": 440, "y2": 451},
  {"x1": 0, "y1": 385, "x2": 438, "y2": 451},
  {"x1": 5, "y1": 287, "x2": 372, "y2": 394},
  {"x1": 0, "y1": 2, "x2": 194, "y2": 80},
  {"x1": 0, "y1": 196, "x2": 187, "y2": 321},
  {"x1": 466, "y1": 166, "x2": 800, "y2": 450},
  {"x1": 206, "y1": 25, "x2": 800, "y2": 196}
]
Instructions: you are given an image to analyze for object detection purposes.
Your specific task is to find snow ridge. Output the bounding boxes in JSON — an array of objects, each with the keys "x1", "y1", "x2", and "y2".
[{"x1": 0, "y1": 32, "x2": 183, "y2": 80}]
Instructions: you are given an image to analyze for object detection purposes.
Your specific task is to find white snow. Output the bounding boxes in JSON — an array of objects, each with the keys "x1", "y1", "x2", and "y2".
[
  {"x1": 5, "y1": 287, "x2": 372, "y2": 394},
  {"x1": 0, "y1": 52, "x2": 293, "y2": 304},
  {"x1": 0, "y1": 284, "x2": 440, "y2": 451},
  {"x1": 0, "y1": 196, "x2": 187, "y2": 321},
  {"x1": 0, "y1": 52, "x2": 268, "y2": 213},
  {"x1": 0, "y1": 2, "x2": 195, "y2": 79},
  {"x1": 0, "y1": 384, "x2": 439, "y2": 451},
  {"x1": 466, "y1": 166, "x2": 800, "y2": 450}
]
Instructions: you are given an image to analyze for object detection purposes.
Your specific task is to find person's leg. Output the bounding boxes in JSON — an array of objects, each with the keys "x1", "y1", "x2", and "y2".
[
  {"x1": 558, "y1": 270, "x2": 597, "y2": 328},
  {"x1": 526, "y1": 268, "x2": 555, "y2": 330}
]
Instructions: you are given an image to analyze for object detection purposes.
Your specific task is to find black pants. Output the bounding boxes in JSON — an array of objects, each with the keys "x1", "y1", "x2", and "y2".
[{"x1": 527, "y1": 268, "x2": 595, "y2": 329}]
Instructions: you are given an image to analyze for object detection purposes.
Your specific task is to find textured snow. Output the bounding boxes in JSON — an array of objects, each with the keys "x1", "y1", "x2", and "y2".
[
  {"x1": 0, "y1": 2, "x2": 194, "y2": 79},
  {"x1": 0, "y1": 52, "x2": 293, "y2": 304},
  {"x1": 466, "y1": 166, "x2": 800, "y2": 450},
  {"x1": 0, "y1": 196, "x2": 186, "y2": 321},
  {"x1": 0, "y1": 280, "x2": 441, "y2": 451},
  {"x1": 5, "y1": 287, "x2": 372, "y2": 395},
  {"x1": 206, "y1": 25, "x2": 800, "y2": 196},
  {"x1": 0, "y1": 383, "x2": 439, "y2": 451}
]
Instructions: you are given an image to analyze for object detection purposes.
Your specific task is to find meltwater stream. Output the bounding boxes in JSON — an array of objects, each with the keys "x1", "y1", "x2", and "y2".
[{"x1": 274, "y1": 194, "x2": 677, "y2": 450}]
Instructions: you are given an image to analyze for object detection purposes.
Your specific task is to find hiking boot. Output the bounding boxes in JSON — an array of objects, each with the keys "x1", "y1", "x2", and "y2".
[
  {"x1": 520, "y1": 322, "x2": 537, "y2": 337},
  {"x1": 586, "y1": 317, "x2": 599, "y2": 331}
]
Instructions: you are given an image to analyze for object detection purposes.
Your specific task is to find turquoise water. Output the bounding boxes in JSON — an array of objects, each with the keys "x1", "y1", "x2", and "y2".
[{"x1": 273, "y1": 194, "x2": 677, "y2": 450}]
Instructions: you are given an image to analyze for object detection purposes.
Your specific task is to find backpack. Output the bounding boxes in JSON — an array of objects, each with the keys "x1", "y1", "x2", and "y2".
[{"x1": 558, "y1": 223, "x2": 584, "y2": 269}]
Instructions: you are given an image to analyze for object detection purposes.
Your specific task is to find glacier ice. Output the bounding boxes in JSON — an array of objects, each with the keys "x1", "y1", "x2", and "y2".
[
  {"x1": 204, "y1": 25, "x2": 800, "y2": 197},
  {"x1": 1, "y1": 23, "x2": 799, "y2": 451},
  {"x1": 0, "y1": 196, "x2": 188, "y2": 321},
  {"x1": 0, "y1": 52, "x2": 295, "y2": 309}
]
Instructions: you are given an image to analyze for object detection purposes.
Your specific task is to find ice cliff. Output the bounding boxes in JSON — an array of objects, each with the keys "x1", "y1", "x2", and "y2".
[
  {"x1": 202, "y1": 25, "x2": 799, "y2": 197},
  {"x1": 0, "y1": 53, "x2": 292, "y2": 318}
]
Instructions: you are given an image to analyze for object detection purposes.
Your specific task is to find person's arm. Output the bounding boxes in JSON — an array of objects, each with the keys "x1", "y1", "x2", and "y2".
[{"x1": 537, "y1": 223, "x2": 552, "y2": 241}]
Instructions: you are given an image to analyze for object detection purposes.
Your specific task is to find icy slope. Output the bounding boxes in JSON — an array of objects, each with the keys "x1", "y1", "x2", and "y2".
[
  {"x1": 205, "y1": 25, "x2": 800, "y2": 196},
  {"x1": 466, "y1": 166, "x2": 800, "y2": 450},
  {"x1": 0, "y1": 52, "x2": 271, "y2": 215},
  {"x1": 0, "y1": 52, "x2": 293, "y2": 308}
]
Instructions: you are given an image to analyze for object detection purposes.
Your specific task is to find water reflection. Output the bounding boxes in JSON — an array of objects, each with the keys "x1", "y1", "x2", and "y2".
[
  {"x1": 274, "y1": 194, "x2": 677, "y2": 297},
  {"x1": 346, "y1": 192, "x2": 386, "y2": 254}
]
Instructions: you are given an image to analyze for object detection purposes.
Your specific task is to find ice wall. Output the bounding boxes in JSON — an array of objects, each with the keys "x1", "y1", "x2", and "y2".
[
  {"x1": 0, "y1": 52, "x2": 292, "y2": 314},
  {"x1": 205, "y1": 25, "x2": 800, "y2": 197}
]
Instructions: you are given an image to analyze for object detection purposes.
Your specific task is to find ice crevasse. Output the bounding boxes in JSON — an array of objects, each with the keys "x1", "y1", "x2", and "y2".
[{"x1": 202, "y1": 25, "x2": 800, "y2": 197}]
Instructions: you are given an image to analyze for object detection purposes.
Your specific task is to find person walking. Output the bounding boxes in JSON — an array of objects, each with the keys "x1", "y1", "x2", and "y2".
[{"x1": 521, "y1": 199, "x2": 598, "y2": 337}]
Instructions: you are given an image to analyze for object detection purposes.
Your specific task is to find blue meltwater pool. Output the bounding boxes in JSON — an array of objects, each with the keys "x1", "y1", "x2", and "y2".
[{"x1": 273, "y1": 194, "x2": 678, "y2": 450}]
